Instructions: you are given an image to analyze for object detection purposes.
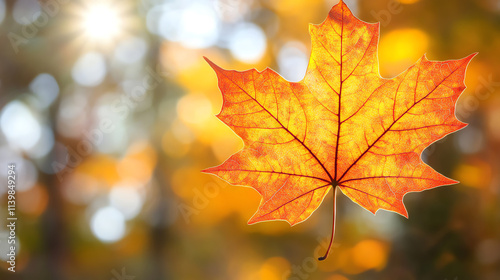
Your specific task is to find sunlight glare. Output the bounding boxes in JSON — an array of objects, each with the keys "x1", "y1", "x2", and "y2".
[{"x1": 82, "y1": 4, "x2": 122, "y2": 40}]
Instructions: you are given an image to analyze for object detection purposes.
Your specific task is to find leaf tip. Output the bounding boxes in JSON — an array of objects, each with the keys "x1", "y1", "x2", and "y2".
[
  {"x1": 458, "y1": 121, "x2": 468, "y2": 130},
  {"x1": 447, "y1": 178, "x2": 460, "y2": 185},
  {"x1": 204, "y1": 56, "x2": 223, "y2": 72},
  {"x1": 392, "y1": 203, "x2": 409, "y2": 219},
  {"x1": 468, "y1": 52, "x2": 479, "y2": 59},
  {"x1": 391, "y1": 207, "x2": 409, "y2": 219},
  {"x1": 308, "y1": 23, "x2": 318, "y2": 32},
  {"x1": 463, "y1": 52, "x2": 478, "y2": 64},
  {"x1": 247, "y1": 211, "x2": 273, "y2": 225},
  {"x1": 401, "y1": 211, "x2": 409, "y2": 219},
  {"x1": 247, "y1": 217, "x2": 259, "y2": 225},
  {"x1": 420, "y1": 53, "x2": 430, "y2": 62},
  {"x1": 337, "y1": 0, "x2": 349, "y2": 11},
  {"x1": 201, "y1": 167, "x2": 216, "y2": 174}
]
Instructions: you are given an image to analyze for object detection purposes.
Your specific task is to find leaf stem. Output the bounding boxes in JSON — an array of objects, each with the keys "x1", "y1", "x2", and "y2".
[{"x1": 319, "y1": 185, "x2": 337, "y2": 261}]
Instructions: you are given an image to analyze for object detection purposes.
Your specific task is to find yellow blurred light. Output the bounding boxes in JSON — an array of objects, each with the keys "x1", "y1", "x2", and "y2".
[
  {"x1": 211, "y1": 134, "x2": 243, "y2": 162},
  {"x1": 233, "y1": 259, "x2": 262, "y2": 280},
  {"x1": 462, "y1": 61, "x2": 489, "y2": 90},
  {"x1": 379, "y1": 29, "x2": 429, "y2": 75},
  {"x1": 259, "y1": 257, "x2": 291, "y2": 280},
  {"x1": 117, "y1": 141, "x2": 157, "y2": 184},
  {"x1": 351, "y1": 240, "x2": 389, "y2": 271},
  {"x1": 171, "y1": 167, "x2": 205, "y2": 199},
  {"x1": 75, "y1": 155, "x2": 121, "y2": 186},
  {"x1": 397, "y1": 0, "x2": 420, "y2": 4},
  {"x1": 162, "y1": 132, "x2": 191, "y2": 158},
  {"x1": 271, "y1": 0, "x2": 323, "y2": 15},
  {"x1": 380, "y1": 29, "x2": 429, "y2": 62},
  {"x1": 337, "y1": 248, "x2": 365, "y2": 275},
  {"x1": 187, "y1": 116, "x2": 234, "y2": 145},
  {"x1": 245, "y1": 215, "x2": 292, "y2": 235},
  {"x1": 171, "y1": 118, "x2": 196, "y2": 144},
  {"x1": 81, "y1": 3, "x2": 123, "y2": 40},
  {"x1": 177, "y1": 93, "x2": 213, "y2": 125},
  {"x1": 326, "y1": 275, "x2": 350, "y2": 280},
  {"x1": 176, "y1": 56, "x2": 223, "y2": 93},
  {"x1": 453, "y1": 162, "x2": 492, "y2": 189}
]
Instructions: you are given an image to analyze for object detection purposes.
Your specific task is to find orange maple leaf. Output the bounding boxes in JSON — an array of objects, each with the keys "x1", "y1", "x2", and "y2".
[{"x1": 203, "y1": 0, "x2": 475, "y2": 260}]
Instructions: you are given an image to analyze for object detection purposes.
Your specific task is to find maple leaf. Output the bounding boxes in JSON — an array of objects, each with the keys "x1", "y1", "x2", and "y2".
[{"x1": 203, "y1": 0, "x2": 475, "y2": 260}]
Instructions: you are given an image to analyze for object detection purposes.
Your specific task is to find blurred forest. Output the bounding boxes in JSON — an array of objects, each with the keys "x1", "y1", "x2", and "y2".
[{"x1": 0, "y1": 0, "x2": 499, "y2": 279}]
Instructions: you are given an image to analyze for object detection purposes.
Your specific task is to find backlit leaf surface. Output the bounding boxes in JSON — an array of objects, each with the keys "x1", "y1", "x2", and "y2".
[{"x1": 203, "y1": 0, "x2": 475, "y2": 258}]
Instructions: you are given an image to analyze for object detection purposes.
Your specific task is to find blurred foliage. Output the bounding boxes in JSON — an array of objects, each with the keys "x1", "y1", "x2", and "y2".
[{"x1": 0, "y1": 0, "x2": 498, "y2": 279}]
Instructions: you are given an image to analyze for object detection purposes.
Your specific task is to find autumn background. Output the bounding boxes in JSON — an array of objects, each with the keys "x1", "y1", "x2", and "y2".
[{"x1": 0, "y1": 0, "x2": 498, "y2": 279}]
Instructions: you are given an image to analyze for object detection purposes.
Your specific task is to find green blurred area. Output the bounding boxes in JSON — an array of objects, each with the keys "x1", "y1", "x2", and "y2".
[{"x1": 0, "y1": 0, "x2": 498, "y2": 279}]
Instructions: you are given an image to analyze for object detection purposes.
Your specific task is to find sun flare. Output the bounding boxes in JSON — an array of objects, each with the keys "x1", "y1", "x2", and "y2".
[{"x1": 81, "y1": 3, "x2": 123, "y2": 40}]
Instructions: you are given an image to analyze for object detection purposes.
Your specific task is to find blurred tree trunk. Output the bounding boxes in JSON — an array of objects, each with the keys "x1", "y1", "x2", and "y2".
[{"x1": 40, "y1": 95, "x2": 67, "y2": 280}]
